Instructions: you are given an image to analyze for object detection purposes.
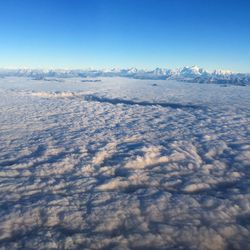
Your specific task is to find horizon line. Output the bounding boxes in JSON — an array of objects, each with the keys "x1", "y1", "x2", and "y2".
[{"x1": 0, "y1": 65, "x2": 249, "y2": 74}]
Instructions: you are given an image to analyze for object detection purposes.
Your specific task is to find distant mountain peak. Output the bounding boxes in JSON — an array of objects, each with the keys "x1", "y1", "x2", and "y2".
[{"x1": 0, "y1": 66, "x2": 249, "y2": 85}]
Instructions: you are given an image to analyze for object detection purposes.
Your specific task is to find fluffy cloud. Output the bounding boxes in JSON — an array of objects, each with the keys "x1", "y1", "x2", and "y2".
[{"x1": 0, "y1": 77, "x2": 249, "y2": 249}]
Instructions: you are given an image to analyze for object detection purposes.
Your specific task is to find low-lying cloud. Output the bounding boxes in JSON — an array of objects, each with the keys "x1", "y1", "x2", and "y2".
[{"x1": 0, "y1": 77, "x2": 249, "y2": 249}]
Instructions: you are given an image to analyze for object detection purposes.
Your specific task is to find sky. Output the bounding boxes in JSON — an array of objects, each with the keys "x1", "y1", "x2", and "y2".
[{"x1": 0, "y1": 0, "x2": 250, "y2": 72}]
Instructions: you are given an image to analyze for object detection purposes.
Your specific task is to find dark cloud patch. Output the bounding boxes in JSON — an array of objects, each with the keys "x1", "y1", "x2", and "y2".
[{"x1": 84, "y1": 94, "x2": 202, "y2": 110}]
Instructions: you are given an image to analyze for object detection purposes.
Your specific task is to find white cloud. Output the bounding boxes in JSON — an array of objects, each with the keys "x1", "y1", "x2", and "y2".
[{"x1": 0, "y1": 77, "x2": 249, "y2": 249}]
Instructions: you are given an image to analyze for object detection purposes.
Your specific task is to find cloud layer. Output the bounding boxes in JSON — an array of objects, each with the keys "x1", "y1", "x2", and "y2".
[{"x1": 0, "y1": 77, "x2": 250, "y2": 249}]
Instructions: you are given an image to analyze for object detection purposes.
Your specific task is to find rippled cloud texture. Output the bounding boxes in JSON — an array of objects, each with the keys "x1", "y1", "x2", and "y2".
[{"x1": 0, "y1": 77, "x2": 250, "y2": 249}]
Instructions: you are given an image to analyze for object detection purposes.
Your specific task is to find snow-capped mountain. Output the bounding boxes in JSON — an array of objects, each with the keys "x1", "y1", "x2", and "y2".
[
  {"x1": 0, "y1": 66, "x2": 249, "y2": 85},
  {"x1": 176, "y1": 65, "x2": 209, "y2": 77}
]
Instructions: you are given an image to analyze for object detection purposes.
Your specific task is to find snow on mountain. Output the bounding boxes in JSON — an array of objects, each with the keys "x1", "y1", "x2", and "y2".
[
  {"x1": 177, "y1": 65, "x2": 208, "y2": 77},
  {"x1": 0, "y1": 66, "x2": 249, "y2": 85},
  {"x1": 213, "y1": 69, "x2": 233, "y2": 76}
]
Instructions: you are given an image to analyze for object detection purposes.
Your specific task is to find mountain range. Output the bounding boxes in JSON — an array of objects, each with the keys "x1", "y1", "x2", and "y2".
[{"x1": 0, "y1": 66, "x2": 249, "y2": 85}]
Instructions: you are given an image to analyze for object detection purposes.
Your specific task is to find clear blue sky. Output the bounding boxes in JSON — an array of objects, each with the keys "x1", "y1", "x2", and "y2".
[{"x1": 0, "y1": 0, "x2": 250, "y2": 72}]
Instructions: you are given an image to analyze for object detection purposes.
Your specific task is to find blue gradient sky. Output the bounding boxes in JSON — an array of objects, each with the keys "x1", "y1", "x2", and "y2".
[{"x1": 0, "y1": 0, "x2": 250, "y2": 72}]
